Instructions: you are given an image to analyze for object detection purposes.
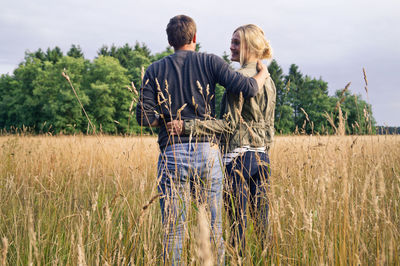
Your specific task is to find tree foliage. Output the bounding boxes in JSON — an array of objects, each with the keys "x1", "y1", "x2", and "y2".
[
  {"x1": 269, "y1": 63, "x2": 374, "y2": 134},
  {"x1": 269, "y1": 60, "x2": 294, "y2": 134},
  {"x1": 86, "y1": 56, "x2": 131, "y2": 133},
  {"x1": 0, "y1": 44, "x2": 376, "y2": 135}
]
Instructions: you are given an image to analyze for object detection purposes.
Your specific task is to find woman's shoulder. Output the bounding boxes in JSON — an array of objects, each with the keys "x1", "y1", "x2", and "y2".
[{"x1": 238, "y1": 63, "x2": 257, "y2": 76}]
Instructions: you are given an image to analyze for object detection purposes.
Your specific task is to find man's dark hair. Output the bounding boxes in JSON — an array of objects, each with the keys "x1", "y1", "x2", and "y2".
[{"x1": 166, "y1": 15, "x2": 197, "y2": 49}]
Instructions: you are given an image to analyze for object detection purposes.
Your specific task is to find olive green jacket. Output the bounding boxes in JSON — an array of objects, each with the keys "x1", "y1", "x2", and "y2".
[{"x1": 184, "y1": 62, "x2": 276, "y2": 153}]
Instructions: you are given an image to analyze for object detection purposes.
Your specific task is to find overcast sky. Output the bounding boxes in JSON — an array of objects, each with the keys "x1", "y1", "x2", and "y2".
[{"x1": 1, "y1": 0, "x2": 399, "y2": 126}]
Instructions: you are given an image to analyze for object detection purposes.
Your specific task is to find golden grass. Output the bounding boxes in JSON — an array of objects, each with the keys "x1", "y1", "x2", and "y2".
[{"x1": 0, "y1": 135, "x2": 399, "y2": 265}]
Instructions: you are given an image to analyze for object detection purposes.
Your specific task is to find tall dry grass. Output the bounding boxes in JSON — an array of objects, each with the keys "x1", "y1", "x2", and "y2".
[
  {"x1": 267, "y1": 135, "x2": 399, "y2": 265},
  {"x1": 0, "y1": 135, "x2": 160, "y2": 265},
  {"x1": 0, "y1": 134, "x2": 399, "y2": 264}
]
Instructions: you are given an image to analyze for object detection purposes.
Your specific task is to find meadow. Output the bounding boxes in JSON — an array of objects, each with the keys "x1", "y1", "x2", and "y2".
[{"x1": 0, "y1": 134, "x2": 399, "y2": 265}]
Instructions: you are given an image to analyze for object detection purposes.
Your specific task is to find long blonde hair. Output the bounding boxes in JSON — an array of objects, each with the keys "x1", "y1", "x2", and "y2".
[{"x1": 233, "y1": 24, "x2": 273, "y2": 65}]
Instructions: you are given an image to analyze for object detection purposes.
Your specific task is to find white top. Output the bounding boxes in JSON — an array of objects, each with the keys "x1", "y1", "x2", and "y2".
[{"x1": 222, "y1": 145, "x2": 266, "y2": 164}]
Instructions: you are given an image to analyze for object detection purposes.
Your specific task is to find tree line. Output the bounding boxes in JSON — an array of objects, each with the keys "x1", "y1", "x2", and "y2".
[{"x1": 0, "y1": 43, "x2": 375, "y2": 135}]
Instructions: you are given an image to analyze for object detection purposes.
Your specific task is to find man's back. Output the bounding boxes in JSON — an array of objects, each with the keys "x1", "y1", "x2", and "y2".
[{"x1": 137, "y1": 50, "x2": 258, "y2": 149}]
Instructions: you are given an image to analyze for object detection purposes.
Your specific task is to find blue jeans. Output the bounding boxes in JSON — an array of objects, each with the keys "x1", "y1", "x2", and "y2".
[
  {"x1": 225, "y1": 151, "x2": 270, "y2": 253},
  {"x1": 157, "y1": 142, "x2": 224, "y2": 265}
]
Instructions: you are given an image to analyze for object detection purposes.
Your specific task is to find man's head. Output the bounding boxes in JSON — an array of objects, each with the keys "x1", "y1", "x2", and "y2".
[{"x1": 166, "y1": 15, "x2": 197, "y2": 50}]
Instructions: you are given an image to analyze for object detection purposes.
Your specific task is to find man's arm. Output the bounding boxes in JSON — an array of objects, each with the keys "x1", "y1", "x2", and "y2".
[
  {"x1": 214, "y1": 56, "x2": 269, "y2": 98},
  {"x1": 135, "y1": 71, "x2": 160, "y2": 127},
  {"x1": 254, "y1": 59, "x2": 270, "y2": 90},
  {"x1": 167, "y1": 117, "x2": 235, "y2": 136},
  {"x1": 150, "y1": 119, "x2": 160, "y2": 127}
]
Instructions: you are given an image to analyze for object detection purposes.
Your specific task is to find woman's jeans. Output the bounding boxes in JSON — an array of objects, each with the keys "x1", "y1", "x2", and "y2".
[
  {"x1": 157, "y1": 142, "x2": 224, "y2": 264},
  {"x1": 225, "y1": 151, "x2": 270, "y2": 253}
]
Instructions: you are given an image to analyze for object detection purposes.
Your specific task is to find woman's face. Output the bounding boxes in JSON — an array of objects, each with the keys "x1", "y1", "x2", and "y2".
[{"x1": 230, "y1": 31, "x2": 240, "y2": 62}]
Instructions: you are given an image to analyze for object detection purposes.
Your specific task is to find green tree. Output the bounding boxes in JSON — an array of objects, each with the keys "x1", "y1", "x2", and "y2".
[
  {"x1": 0, "y1": 51, "x2": 90, "y2": 133},
  {"x1": 195, "y1": 43, "x2": 201, "y2": 52},
  {"x1": 134, "y1": 42, "x2": 152, "y2": 59},
  {"x1": 6, "y1": 55, "x2": 44, "y2": 129},
  {"x1": 222, "y1": 51, "x2": 231, "y2": 65},
  {"x1": 86, "y1": 56, "x2": 131, "y2": 133},
  {"x1": 97, "y1": 45, "x2": 111, "y2": 57},
  {"x1": 285, "y1": 64, "x2": 304, "y2": 129},
  {"x1": 152, "y1": 46, "x2": 174, "y2": 62},
  {"x1": 97, "y1": 43, "x2": 152, "y2": 89},
  {"x1": 333, "y1": 89, "x2": 375, "y2": 134},
  {"x1": 0, "y1": 43, "x2": 377, "y2": 136},
  {"x1": 268, "y1": 60, "x2": 294, "y2": 134},
  {"x1": 0, "y1": 74, "x2": 22, "y2": 129},
  {"x1": 284, "y1": 64, "x2": 336, "y2": 134},
  {"x1": 32, "y1": 48, "x2": 47, "y2": 62},
  {"x1": 128, "y1": 52, "x2": 151, "y2": 88},
  {"x1": 67, "y1": 44, "x2": 84, "y2": 58},
  {"x1": 300, "y1": 77, "x2": 334, "y2": 133},
  {"x1": 45, "y1": 47, "x2": 63, "y2": 64},
  {"x1": 32, "y1": 56, "x2": 90, "y2": 133}
]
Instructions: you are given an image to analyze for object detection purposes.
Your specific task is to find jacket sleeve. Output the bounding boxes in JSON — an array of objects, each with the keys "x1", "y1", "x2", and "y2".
[
  {"x1": 183, "y1": 114, "x2": 235, "y2": 137},
  {"x1": 136, "y1": 71, "x2": 159, "y2": 127}
]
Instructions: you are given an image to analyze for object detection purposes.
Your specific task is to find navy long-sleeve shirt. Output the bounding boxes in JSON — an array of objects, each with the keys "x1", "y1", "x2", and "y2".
[{"x1": 136, "y1": 50, "x2": 259, "y2": 150}]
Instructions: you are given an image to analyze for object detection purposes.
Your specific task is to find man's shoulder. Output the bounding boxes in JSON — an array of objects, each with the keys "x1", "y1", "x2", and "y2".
[
  {"x1": 144, "y1": 55, "x2": 175, "y2": 77},
  {"x1": 151, "y1": 51, "x2": 222, "y2": 64},
  {"x1": 149, "y1": 54, "x2": 173, "y2": 67},
  {"x1": 195, "y1": 52, "x2": 222, "y2": 61},
  {"x1": 191, "y1": 52, "x2": 227, "y2": 73}
]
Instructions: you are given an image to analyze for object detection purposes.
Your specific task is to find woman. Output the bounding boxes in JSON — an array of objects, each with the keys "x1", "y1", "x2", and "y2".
[{"x1": 167, "y1": 24, "x2": 276, "y2": 253}]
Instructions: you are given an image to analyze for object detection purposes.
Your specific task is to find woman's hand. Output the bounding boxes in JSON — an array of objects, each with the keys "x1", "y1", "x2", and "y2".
[{"x1": 167, "y1": 120, "x2": 184, "y2": 135}]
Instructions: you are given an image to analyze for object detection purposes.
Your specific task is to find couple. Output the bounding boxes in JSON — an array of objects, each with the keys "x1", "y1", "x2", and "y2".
[{"x1": 136, "y1": 14, "x2": 276, "y2": 264}]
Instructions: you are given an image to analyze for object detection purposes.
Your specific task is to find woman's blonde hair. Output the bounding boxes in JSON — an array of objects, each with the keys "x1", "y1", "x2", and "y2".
[{"x1": 234, "y1": 24, "x2": 273, "y2": 65}]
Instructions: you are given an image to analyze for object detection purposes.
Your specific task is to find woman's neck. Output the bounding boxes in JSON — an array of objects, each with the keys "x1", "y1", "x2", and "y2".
[{"x1": 243, "y1": 55, "x2": 258, "y2": 65}]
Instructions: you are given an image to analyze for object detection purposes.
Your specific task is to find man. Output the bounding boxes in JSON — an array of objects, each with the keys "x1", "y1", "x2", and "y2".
[{"x1": 136, "y1": 14, "x2": 269, "y2": 264}]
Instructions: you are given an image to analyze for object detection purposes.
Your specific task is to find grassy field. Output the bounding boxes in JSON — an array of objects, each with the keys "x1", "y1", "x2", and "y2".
[{"x1": 0, "y1": 135, "x2": 399, "y2": 265}]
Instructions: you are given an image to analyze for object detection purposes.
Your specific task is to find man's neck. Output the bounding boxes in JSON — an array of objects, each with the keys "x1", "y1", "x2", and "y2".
[{"x1": 175, "y1": 43, "x2": 196, "y2": 52}]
